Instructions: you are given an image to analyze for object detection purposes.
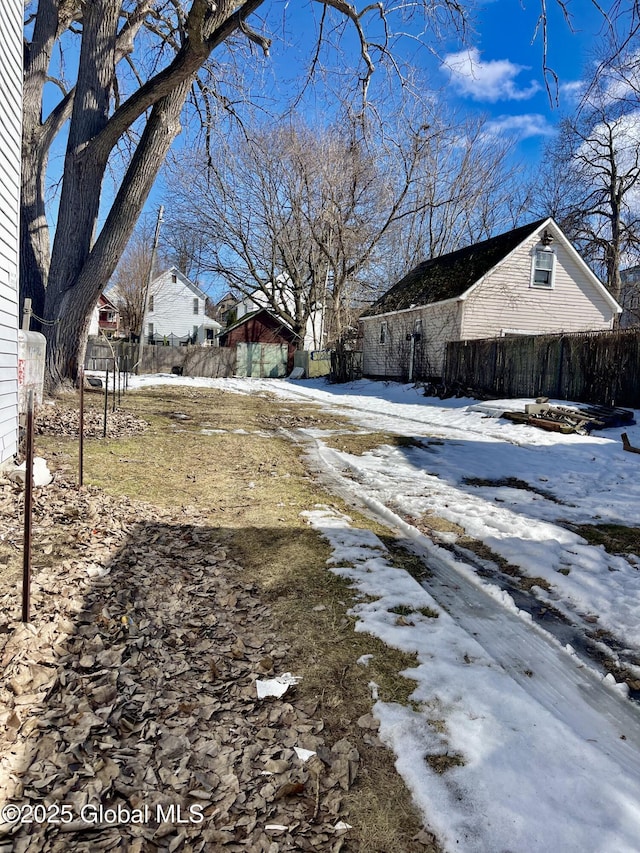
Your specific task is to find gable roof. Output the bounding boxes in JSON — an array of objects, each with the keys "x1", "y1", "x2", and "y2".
[
  {"x1": 153, "y1": 266, "x2": 209, "y2": 301},
  {"x1": 219, "y1": 307, "x2": 298, "y2": 341},
  {"x1": 362, "y1": 219, "x2": 551, "y2": 317},
  {"x1": 98, "y1": 292, "x2": 119, "y2": 311}
]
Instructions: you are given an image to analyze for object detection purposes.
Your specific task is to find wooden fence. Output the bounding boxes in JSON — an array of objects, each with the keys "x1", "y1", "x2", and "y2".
[
  {"x1": 444, "y1": 329, "x2": 640, "y2": 407},
  {"x1": 330, "y1": 349, "x2": 363, "y2": 383},
  {"x1": 85, "y1": 340, "x2": 236, "y2": 378},
  {"x1": 85, "y1": 341, "x2": 137, "y2": 372}
]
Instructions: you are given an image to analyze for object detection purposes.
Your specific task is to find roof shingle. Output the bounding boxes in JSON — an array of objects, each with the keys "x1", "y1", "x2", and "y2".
[{"x1": 362, "y1": 219, "x2": 549, "y2": 316}]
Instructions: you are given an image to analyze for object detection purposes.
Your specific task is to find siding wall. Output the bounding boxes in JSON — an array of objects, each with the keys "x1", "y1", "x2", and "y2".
[
  {"x1": 462, "y1": 232, "x2": 616, "y2": 340},
  {"x1": 0, "y1": 0, "x2": 22, "y2": 463},
  {"x1": 361, "y1": 301, "x2": 461, "y2": 379},
  {"x1": 145, "y1": 269, "x2": 219, "y2": 343}
]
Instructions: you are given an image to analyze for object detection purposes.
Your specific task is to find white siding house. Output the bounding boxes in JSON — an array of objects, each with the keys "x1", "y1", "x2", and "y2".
[
  {"x1": 0, "y1": 0, "x2": 22, "y2": 464},
  {"x1": 360, "y1": 218, "x2": 621, "y2": 380},
  {"x1": 144, "y1": 267, "x2": 221, "y2": 345}
]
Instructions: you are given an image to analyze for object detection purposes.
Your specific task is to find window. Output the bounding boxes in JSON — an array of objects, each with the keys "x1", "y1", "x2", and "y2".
[
  {"x1": 148, "y1": 295, "x2": 154, "y2": 312},
  {"x1": 171, "y1": 273, "x2": 177, "y2": 283},
  {"x1": 531, "y1": 248, "x2": 555, "y2": 288},
  {"x1": 380, "y1": 322, "x2": 387, "y2": 344},
  {"x1": 193, "y1": 325, "x2": 199, "y2": 340},
  {"x1": 193, "y1": 298, "x2": 199, "y2": 315},
  {"x1": 148, "y1": 322, "x2": 154, "y2": 337}
]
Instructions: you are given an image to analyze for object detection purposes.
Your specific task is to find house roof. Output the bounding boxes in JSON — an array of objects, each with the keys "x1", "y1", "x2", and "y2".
[
  {"x1": 362, "y1": 219, "x2": 551, "y2": 317},
  {"x1": 153, "y1": 266, "x2": 209, "y2": 301},
  {"x1": 219, "y1": 308, "x2": 298, "y2": 340},
  {"x1": 98, "y1": 292, "x2": 119, "y2": 311}
]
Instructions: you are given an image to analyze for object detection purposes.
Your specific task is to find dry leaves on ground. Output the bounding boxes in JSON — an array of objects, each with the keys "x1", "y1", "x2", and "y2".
[
  {"x1": 0, "y1": 476, "x2": 360, "y2": 852},
  {"x1": 35, "y1": 402, "x2": 147, "y2": 440}
]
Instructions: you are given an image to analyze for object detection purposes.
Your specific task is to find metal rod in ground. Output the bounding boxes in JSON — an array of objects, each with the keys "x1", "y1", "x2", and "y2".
[
  {"x1": 104, "y1": 367, "x2": 109, "y2": 437},
  {"x1": 112, "y1": 359, "x2": 116, "y2": 412},
  {"x1": 21, "y1": 390, "x2": 35, "y2": 624},
  {"x1": 124, "y1": 356, "x2": 128, "y2": 392},
  {"x1": 79, "y1": 367, "x2": 84, "y2": 487},
  {"x1": 117, "y1": 361, "x2": 121, "y2": 406}
]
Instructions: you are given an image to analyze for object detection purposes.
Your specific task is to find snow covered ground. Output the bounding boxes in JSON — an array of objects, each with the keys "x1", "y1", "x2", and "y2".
[{"x1": 125, "y1": 373, "x2": 640, "y2": 852}]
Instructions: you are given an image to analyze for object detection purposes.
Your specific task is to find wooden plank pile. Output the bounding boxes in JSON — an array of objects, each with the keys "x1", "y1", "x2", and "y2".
[{"x1": 502, "y1": 398, "x2": 636, "y2": 435}]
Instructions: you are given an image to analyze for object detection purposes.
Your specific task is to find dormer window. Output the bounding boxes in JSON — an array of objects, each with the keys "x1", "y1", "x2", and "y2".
[{"x1": 531, "y1": 247, "x2": 555, "y2": 289}]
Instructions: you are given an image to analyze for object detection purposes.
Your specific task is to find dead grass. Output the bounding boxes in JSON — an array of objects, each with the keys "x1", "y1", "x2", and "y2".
[
  {"x1": 324, "y1": 432, "x2": 438, "y2": 456},
  {"x1": 425, "y1": 753, "x2": 465, "y2": 774},
  {"x1": 457, "y1": 537, "x2": 551, "y2": 592},
  {"x1": 411, "y1": 514, "x2": 466, "y2": 538},
  {"x1": 462, "y1": 476, "x2": 568, "y2": 505},
  {"x1": 33, "y1": 384, "x2": 438, "y2": 852},
  {"x1": 571, "y1": 523, "x2": 640, "y2": 556},
  {"x1": 379, "y1": 538, "x2": 434, "y2": 582}
]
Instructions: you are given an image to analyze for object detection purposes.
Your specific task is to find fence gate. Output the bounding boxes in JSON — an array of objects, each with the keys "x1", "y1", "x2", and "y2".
[{"x1": 235, "y1": 343, "x2": 288, "y2": 378}]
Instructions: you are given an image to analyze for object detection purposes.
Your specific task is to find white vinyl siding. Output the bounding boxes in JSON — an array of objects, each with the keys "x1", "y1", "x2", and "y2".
[
  {"x1": 362, "y1": 301, "x2": 461, "y2": 379},
  {"x1": 143, "y1": 268, "x2": 220, "y2": 345},
  {"x1": 461, "y1": 232, "x2": 615, "y2": 341},
  {"x1": 0, "y1": 0, "x2": 22, "y2": 464}
]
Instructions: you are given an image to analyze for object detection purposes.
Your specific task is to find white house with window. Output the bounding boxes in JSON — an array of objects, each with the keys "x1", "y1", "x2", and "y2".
[
  {"x1": 359, "y1": 217, "x2": 621, "y2": 380},
  {"x1": 143, "y1": 267, "x2": 221, "y2": 346}
]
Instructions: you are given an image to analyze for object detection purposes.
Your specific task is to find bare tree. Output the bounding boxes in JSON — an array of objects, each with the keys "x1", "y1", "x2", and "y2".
[
  {"x1": 165, "y1": 114, "x2": 436, "y2": 346},
  {"x1": 109, "y1": 219, "x2": 158, "y2": 338},
  {"x1": 537, "y1": 51, "x2": 640, "y2": 302},
  {"x1": 23, "y1": 0, "x2": 472, "y2": 390},
  {"x1": 381, "y1": 112, "x2": 534, "y2": 279},
  {"x1": 165, "y1": 103, "x2": 536, "y2": 346}
]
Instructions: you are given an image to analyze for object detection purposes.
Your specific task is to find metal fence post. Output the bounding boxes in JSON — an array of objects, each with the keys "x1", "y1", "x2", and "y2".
[
  {"x1": 104, "y1": 367, "x2": 109, "y2": 437},
  {"x1": 22, "y1": 391, "x2": 35, "y2": 623},
  {"x1": 79, "y1": 368, "x2": 84, "y2": 487}
]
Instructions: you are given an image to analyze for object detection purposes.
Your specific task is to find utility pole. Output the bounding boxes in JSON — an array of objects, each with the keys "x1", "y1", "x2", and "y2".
[{"x1": 136, "y1": 205, "x2": 164, "y2": 372}]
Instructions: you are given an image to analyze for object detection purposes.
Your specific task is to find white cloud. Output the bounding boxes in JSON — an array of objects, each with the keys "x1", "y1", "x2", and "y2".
[
  {"x1": 441, "y1": 48, "x2": 541, "y2": 102},
  {"x1": 559, "y1": 80, "x2": 585, "y2": 103},
  {"x1": 484, "y1": 114, "x2": 555, "y2": 139}
]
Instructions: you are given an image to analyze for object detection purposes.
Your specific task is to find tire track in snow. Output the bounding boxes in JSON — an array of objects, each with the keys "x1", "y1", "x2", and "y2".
[{"x1": 292, "y1": 428, "x2": 640, "y2": 771}]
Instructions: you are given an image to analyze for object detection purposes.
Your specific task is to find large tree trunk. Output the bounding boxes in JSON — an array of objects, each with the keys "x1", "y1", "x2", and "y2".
[
  {"x1": 42, "y1": 80, "x2": 193, "y2": 390},
  {"x1": 20, "y1": 0, "x2": 267, "y2": 392},
  {"x1": 20, "y1": 0, "x2": 63, "y2": 323}
]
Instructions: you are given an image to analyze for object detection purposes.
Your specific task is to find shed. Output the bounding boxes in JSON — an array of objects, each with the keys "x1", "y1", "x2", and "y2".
[{"x1": 219, "y1": 308, "x2": 298, "y2": 377}]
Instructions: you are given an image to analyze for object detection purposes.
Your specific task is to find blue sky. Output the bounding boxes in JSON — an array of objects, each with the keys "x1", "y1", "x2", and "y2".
[
  {"x1": 440, "y1": 0, "x2": 606, "y2": 151},
  {"x1": 41, "y1": 0, "x2": 612, "y2": 229},
  {"x1": 235, "y1": 0, "x2": 610, "y2": 159},
  {"x1": 146, "y1": 0, "x2": 614, "y2": 293}
]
